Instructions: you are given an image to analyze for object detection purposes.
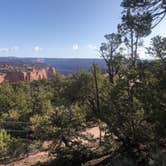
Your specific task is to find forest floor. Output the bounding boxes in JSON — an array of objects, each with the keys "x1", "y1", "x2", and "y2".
[{"x1": 1, "y1": 126, "x2": 106, "y2": 166}]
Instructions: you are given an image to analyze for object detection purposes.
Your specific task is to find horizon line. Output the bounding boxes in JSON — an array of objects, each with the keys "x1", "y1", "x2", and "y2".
[{"x1": 0, "y1": 56, "x2": 103, "y2": 60}]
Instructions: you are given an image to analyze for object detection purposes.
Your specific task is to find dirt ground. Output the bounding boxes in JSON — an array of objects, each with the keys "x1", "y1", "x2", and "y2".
[
  {"x1": 1, "y1": 126, "x2": 102, "y2": 166},
  {"x1": 1, "y1": 152, "x2": 53, "y2": 166}
]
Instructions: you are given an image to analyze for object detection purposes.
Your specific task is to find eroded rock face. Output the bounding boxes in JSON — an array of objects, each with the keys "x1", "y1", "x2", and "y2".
[
  {"x1": 0, "y1": 74, "x2": 6, "y2": 84},
  {"x1": 0, "y1": 67, "x2": 57, "y2": 84}
]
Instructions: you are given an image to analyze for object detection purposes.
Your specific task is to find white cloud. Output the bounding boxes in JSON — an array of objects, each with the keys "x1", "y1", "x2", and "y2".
[
  {"x1": 0, "y1": 48, "x2": 10, "y2": 53},
  {"x1": 10, "y1": 46, "x2": 19, "y2": 52},
  {"x1": 87, "y1": 44, "x2": 97, "y2": 50},
  {"x1": 73, "y1": 44, "x2": 79, "y2": 51},
  {"x1": 138, "y1": 47, "x2": 153, "y2": 60},
  {"x1": 0, "y1": 46, "x2": 19, "y2": 53},
  {"x1": 32, "y1": 46, "x2": 42, "y2": 52}
]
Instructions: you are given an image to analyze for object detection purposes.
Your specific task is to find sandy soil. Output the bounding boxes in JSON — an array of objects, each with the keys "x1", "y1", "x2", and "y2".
[
  {"x1": 1, "y1": 152, "x2": 53, "y2": 166},
  {"x1": 1, "y1": 126, "x2": 101, "y2": 166}
]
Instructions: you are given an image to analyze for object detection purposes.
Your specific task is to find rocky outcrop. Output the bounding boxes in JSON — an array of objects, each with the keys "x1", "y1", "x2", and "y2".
[
  {"x1": 0, "y1": 67, "x2": 57, "y2": 84},
  {"x1": 0, "y1": 74, "x2": 6, "y2": 84}
]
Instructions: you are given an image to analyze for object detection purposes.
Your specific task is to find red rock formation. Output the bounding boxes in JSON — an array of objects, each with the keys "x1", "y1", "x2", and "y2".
[
  {"x1": 6, "y1": 71, "x2": 25, "y2": 82},
  {"x1": 0, "y1": 74, "x2": 6, "y2": 84},
  {"x1": 0, "y1": 67, "x2": 57, "y2": 84}
]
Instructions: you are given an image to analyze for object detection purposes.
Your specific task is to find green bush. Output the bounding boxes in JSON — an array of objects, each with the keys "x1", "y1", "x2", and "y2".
[{"x1": 0, "y1": 129, "x2": 14, "y2": 156}]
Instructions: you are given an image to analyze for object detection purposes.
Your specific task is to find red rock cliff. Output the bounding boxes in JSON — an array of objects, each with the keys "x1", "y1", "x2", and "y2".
[
  {"x1": 0, "y1": 67, "x2": 56, "y2": 83},
  {"x1": 0, "y1": 74, "x2": 6, "y2": 84}
]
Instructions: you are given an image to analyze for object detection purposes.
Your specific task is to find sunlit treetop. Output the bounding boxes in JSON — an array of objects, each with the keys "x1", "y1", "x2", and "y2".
[{"x1": 121, "y1": 0, "x2": 166, "y2": 28}]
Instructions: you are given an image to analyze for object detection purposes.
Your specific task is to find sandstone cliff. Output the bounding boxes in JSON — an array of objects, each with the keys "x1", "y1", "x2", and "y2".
[
  {"x1": 0, "y1": 67, "x2": 56, "y2": 84},
  {"x1": 0, "y1": 74, "x2": 6, "y2": 84}
]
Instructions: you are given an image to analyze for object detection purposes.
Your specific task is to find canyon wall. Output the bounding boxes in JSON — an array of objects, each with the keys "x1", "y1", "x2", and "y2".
[
  {"x1": 0, "y1": 74, "x2": 6, "y2": 84},
  {"x1": 0, "y1": 67, "x2": 56, "y2": 84}
]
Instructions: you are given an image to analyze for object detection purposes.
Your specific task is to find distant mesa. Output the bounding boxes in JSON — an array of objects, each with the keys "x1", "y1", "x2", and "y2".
[{"x1": 0, "y1": 65, "x2": 57, "y2": 84}]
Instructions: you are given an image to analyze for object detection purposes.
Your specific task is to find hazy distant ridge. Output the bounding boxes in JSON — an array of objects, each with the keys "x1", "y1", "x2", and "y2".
[{"x1": 0, "y1": 57, "x2": 106, "y2": 74}]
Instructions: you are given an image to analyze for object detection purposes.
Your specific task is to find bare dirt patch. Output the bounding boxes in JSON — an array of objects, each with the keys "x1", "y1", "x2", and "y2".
[{"x1": 0, "y1": 126, "x2": 103, "y2": 166}]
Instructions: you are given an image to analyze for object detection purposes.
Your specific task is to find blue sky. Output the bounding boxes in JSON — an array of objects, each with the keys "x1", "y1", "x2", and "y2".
[{"x1": 0, "y1": 0, "x2": 165, "y2": 58}]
